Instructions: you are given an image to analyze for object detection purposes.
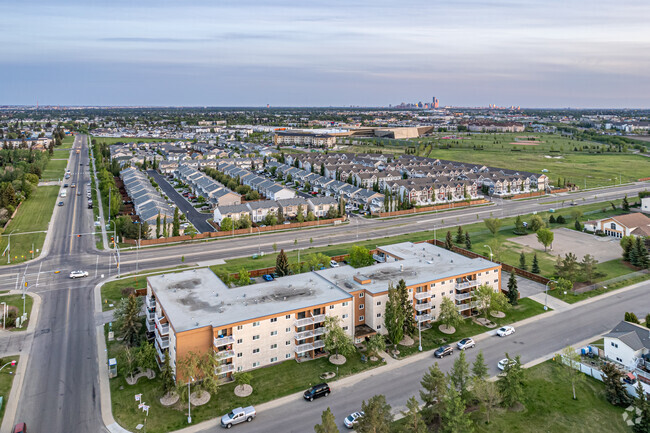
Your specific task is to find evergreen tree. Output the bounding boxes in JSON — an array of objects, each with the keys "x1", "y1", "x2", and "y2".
[
  {"x1": 623, "y1": 195, "x2": 630, "y2": 211},
  {"x1": 507, "y1": 273, "x2": 519, "y2": 305},
  {"x1": 172, "y1": 207, "x2": 180, "y2": 236},
  {"x1": 549, "y1": 214, "x2": 556, "y2": 224},
  {"x1": 400, "y1": 396, "x2": 427, "y2": 433},
  {"x1": 513, "y1": 215, "x2": 526, "y2": 235},
  {"x1": 632, "y1": 381, "x2": 650, "y2": 433},
  {"x1": 472, "y1": 350, "x2": 488, "y2": 381},
  {"x1": 497, "y1": 354, "x2": 525, "y2": 408},
  {"x1": 156, "y1": 212, "x2": 161, "y2": 238},
  {"x1": 602, "y1": 362, "x2": 632, "y2": 406},
  {"x1": 449, "y1": 350, "x2": 471, "y2": 401},
  {"x1": 396, "y1": 279, "x2": 416, "y2": 336},
  {"x1": 574, "y1": 219, "x2": 582, "y2": 231},
  {"x1": 455, "y1": 226, "x2": 464, "y2": 243},
  {"x1": 163, "y1": 216, "x2": 168, "y2": 237},
  {"x1": 276, "y1": 249, "x2": 289, "y2": 276},
  {"x1": 464, "y1": 232, "x2": 472, "y2": 250},
  {"x1": 445, "y1": 231, "x2": 453, "y2": 250},
  {"x1": 419, "y1": 363, "x2": 447, "y2": 426},
  {"x1": 118, "y1": 295, "x2": 142, "y2": 347},
  {"x1": 518, "y1": 252, "x2": 527, "y2": 270},
  {"x1": 356, "y1": 395, "x2": 392, "y2": 433},
  {"x1": 314, "y1": 407, "x2": 339, "y2": 433},
  {"x1": 531, "y1": 253, "x2": 540, "y2": 273},
  {"x1": 635, "y1": 237, "x2": 649, "y2": 269},
  {"x1": 384, "y1": 283, "x2": 405, "y2": 349},
  {"x1": 160, "y1": 350, "x2": 175, "y2": 395},
  {"x1": 441, "y1": 386, "x2": 473, "y2": 433}
]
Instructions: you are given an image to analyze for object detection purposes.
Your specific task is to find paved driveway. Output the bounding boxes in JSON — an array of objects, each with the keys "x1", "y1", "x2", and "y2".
[
  {"x1": 147, "y1": 170, "x2": 214, "y2": 233},
  {"x1": 501, "y1": 271, "x2": 547, "y2": 298},
  {"x1": 510, "y1": 227, "x2": 622, "y2": 263}
]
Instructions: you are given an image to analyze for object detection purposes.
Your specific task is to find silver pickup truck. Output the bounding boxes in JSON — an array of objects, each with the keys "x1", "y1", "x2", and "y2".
[{"x1": 221, "y1": 406, "x2": 256, "y2": 429}]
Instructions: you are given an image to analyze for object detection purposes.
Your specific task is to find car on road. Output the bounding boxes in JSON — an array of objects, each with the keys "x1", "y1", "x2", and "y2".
[
  {"x1": 497, "y1": 358, "x2": 518, "y2": 371},
  {"x1": 12, "y1": 423, "x2": 27, "y2": 433},
  {"x1": 77, "y1": 190, "x2": 81, "y2": 195},
  {"x1": 63, "y1": 183, "x2": 68, "y2": 188},
  {"x1": 69, "y1": 270, "x2": 89, "y2": 279},
  {"x1": 220, "y1": 406, "x2": 256, "y2": 429},
  {"x1": 457, "y1": 338, "x2": 475, "y2": 350},
  {"x1": 71, "y1": 183, "x2": 76, "y2": 188},
  {"x1": 303, "y1": 383, "x2": 330, "y2": 401},
  {"x1": 330, "y1": 260, "x2": 339, "y2": 268},
  {"x1": 343, "y1": 411, "x2": 364, "y2": 429},
  {"x1": 496, "y1": 326, "x2": 515, "y2": 337},
  {"x1": 58, "y1": 201, "x2": 64, "y2": 206},
  {"x1": 434, "y1": 345, "x2": 453, "y2": 358},
  {"x1": 262, "y1": 274, "x2": 274, "y2": 282}
]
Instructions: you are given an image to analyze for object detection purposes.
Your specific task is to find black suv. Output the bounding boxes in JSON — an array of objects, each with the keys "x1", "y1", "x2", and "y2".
[
  {"x1": 304, "y1": 383, "x2": 330, "y2": 401},
  {"x1": 434, "y1": 345, "x2": 453, "y2": 358}
]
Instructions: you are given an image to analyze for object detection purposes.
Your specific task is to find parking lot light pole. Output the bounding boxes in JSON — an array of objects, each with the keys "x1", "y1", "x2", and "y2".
[
  {"x1": 187, "y1": 376, "x2": 195, "y2": 424},
  {"x1": 544, "y1": 280, "x2": 557, "y2": 311}
]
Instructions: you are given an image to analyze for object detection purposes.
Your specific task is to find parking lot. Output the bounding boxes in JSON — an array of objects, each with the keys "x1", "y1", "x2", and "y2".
[{"x1": 510, "y1": 227, "x2": 622, "y2": 263}]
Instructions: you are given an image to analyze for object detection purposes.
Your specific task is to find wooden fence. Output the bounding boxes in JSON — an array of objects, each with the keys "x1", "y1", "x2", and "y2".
[{"x1": 376, "y1": 199, "x2": 489, "y2": 217}]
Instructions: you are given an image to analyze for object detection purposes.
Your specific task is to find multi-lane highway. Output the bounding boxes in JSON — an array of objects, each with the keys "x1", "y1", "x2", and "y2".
[{"x1": 0, "y1": 134, "x2": 647, "y2": 432}]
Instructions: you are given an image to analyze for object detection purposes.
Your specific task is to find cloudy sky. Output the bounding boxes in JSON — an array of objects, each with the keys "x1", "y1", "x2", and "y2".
[{"x1": 2, "y1": 0, "x2": 649, "y2": 107}]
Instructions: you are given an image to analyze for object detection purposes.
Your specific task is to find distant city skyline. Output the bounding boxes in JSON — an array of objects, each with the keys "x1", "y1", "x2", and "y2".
[{"x1": 1, "y1": 0, "x2": 650, "y2": 108}]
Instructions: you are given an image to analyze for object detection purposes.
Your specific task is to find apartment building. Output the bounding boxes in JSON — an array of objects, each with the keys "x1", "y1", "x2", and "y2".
[{"x1": 146, "y1": 242, "x2": 501, "y2": 381}]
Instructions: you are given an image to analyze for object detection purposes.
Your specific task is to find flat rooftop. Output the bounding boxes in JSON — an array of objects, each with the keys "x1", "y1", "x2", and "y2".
[{"x1": 149, "y1": 268, "x2": 351, "y2": 332}]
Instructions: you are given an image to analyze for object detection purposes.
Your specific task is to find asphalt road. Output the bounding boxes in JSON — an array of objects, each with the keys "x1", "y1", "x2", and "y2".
[
  {"x1": 0, "y1": 134, "x2": 646, "y2": 433},
  {"x1": 147, "y1": 170, "x2": 214, "y2": 233}
]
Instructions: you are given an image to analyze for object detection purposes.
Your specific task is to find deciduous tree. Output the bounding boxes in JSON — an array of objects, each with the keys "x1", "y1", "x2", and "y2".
[
  {"x1": 445, "y1": 231, "x2": 453, "y2": 250},
  {"x1": 439, "y1": 296, "x2": 462, "y2": 332},
  {"x1": 484, "y1": 218, "x2": 502, "y2": 236},
  {"x1": 348, "y1": 245, "x2": 374, "y2": 268},
  {"x1": 323, "y1": 316, "x2": 355, "y2": 362},
  {"x1": 554, "y1": 346, "x2": 585, "y2": 400},
  {"x1": 473, "y1": 379, "x2": 500, "y2": 424},
  {"x1": 536, "y1": 228, "x2": 554, "y2": 252}
]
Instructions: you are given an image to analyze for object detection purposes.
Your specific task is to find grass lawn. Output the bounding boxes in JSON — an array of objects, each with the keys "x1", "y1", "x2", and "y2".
[
  {"x1": 0, "y1": 186, "x2": 59, "y2": 265},
  {"x1": 41, "y1": 158, "x2": 69, "y2": 182},
  {"x1": 61, "y1": 135, "x2": 75, "y2": 148},
  {"x1": 0, "y1": 355, "x2": 20, "y2": 426},
  {"x1": 0, "y1": 294, "x2": 34, "y2": 331},
  {"x1": 107, "y1": 325, "x2": 383, "y2": 433},
  {"x1": 396, "y1": 298, "x2": 549, "y2": 357},
  {"x1": 549, "y1": 272, "x2": 650, "y2": 304},
  {"x1": 472, "y1": 361, "x2": 627, "y2": 433}
]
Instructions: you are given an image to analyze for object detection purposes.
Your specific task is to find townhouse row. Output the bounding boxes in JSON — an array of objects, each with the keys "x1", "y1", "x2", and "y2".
[
  {"x1": 120, "y1": 167, "x2": 174, "y2": 236},
  {"x1": 213, "y1": 195, "x2": 338, "y2": 225},
  {"x1": 145, "y1": 241, "x2": 501, "y2": 381},
  {"x1": 175, "y1": 164, "x2": 242, "y2": 207}
]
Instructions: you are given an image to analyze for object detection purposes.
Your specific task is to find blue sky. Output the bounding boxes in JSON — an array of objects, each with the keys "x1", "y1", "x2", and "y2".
[{"x1": 1, "y1": 0, "x2": 649, "y2": 107}]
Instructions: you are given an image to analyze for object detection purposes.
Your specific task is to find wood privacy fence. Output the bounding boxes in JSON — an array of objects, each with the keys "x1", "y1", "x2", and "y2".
[
  {"x1": 230, "y1": 253, "x2": 355, "y2": 279},
  {"x1": 124, "y1": 217, "x2": 346, "y2": 246},
  {"x1": 376, "y1": 199, "x2": 489, "y2": 217}
]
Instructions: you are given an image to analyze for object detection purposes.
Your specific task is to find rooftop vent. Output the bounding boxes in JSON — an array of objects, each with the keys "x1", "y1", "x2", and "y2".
[{"x1": 400, "y1": 264, "x2": 404, "y2": 272}]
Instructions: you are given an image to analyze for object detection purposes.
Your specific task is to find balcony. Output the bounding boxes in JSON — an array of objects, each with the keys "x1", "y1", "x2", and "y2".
[
  {"x1": 372, "y1": 254, "x2": 386, "y2": 263},
  {"x1": 455, "y1": 291, "x2": 475, "y2": 302},
  {"x1": 295, "y1": 327, "x2": 326, "y2": 341},
  {"x1": 145, "y1": 296, "x2": 156, "y2": 309},
  {"x1": 416, "y1": 314, "x2": 432, "y2": 323},
  {"x1": 215, "y1": 350, "x2": 235, "y2": 360},
  {"x1": 215, "y1": 364, "x2": 235, "y2": 374},
  {"x1": 145, "y1": 319, "x2": 155, "y2": 333},
  {"x1": 155, "y1": 316, "x2": 169, "y2": 335},
  {"x1": 146, "y1": 311, "x2": 155, "y2": 322},
  {"x1": 294, "y1": 314, "x2": 327, "y2": 328},
  {"x1": 312, "y1": 314, "x2": 326, "y2": 324},
  {"x1": 214, "y1": 336, "x2": 235, "y2": 347},
  {"x1": 415, "y1": 302, "x2": 431, "y2": 312},
  {"x1": 155, "y1": 344, "x2": 166, "y2": 362},
  {"x1": 156, "y1": 333, "x2": 169, "y2": 349},
  {"x1": 294, "y1": 340, "x2": 326, "y2": 354},
  {"x1": 457, "y1": 301, "x2": 480, "y2": 312},
  {"x1": 456, "y1": 280, "x2": 479, "y2": 290},
  {"x1": 414, "y1": 291, "x2": 431, "y2": 300}
]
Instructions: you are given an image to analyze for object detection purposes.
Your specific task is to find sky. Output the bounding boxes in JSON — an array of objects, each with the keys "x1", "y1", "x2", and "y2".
[{"x1": 1, "y1": 0, "x2": 650, "y2": 108}]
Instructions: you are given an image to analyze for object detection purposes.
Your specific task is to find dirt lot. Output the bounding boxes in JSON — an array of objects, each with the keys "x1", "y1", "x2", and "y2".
[{"x1": 510, "y1": 227, "x2": 622, "y2": 263}]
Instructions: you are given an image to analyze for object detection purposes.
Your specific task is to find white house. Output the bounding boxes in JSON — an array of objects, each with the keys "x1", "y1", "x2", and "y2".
[{"x1": 603, "y1": 321, "x2": 650, "y2": 371}]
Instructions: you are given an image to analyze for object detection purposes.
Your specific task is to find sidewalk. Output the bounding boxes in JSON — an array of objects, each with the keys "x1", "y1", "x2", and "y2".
[
  {"x1": 89, "y1": 142, "x2": 109, "y2": 250},
  {"x1": 0, "y1": 290, "x2": 42, "y2": 433}
]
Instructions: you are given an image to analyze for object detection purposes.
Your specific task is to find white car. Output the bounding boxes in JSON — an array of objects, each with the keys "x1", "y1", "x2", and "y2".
[
  {"x1": 69, "y1": 270, "x2": 89, "y2": 279},
  {"x1": 497, "y1": 358, "x2": 518, "y2": 371},
  {"x1": 496, "y1": 326, "x2": 515, "y2": 337},
  {"x1": 343, "y1": 411, "x2": 364, "y2": 429},
  {"x1": 457, "y1": 338, "x2": 475, "y2": 350},
  {"x1": 330, "y1": 260, "x2": 339, "y2": 268}
]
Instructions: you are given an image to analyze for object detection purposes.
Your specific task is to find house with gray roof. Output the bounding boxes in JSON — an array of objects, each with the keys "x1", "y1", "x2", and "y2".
[{"x1": 604, "y1": 321, "x2": 650, "y2": 371}]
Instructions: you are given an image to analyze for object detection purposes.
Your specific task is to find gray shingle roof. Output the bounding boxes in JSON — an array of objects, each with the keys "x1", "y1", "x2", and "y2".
[{"x1": 604, "y1": 321, "x2": 650, "y2": 351}]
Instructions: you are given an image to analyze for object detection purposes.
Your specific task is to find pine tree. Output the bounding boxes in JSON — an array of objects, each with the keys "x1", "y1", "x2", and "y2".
[
  {"x1": 420, "y1": 363, "x2": 447, "y2": 426},
  {"x1": 602, "y1": 362, "x2": 632, "y2": 406},
  {"x1": 507, "y1": 273, "x2": 519, "y2": 305},
  {"x1": 397, "y1": 279, "x2": 416, "y2": 336},
  {"x1": 518, "y1": 252, "x2": 527, "y2": 270},
  {"x1": 118, "y1": 295, "x2": 142, "y2": 347},
  {"x1": 160, "y1": 351, "x2": 175, "y2": 395},
  {"x1": 172, "y1": 207, "x2": 180, "y2": 236},
  {"x1": 635, "y1": 237, "x2": 649, "y2": 269},
  {"x1": 464, "y1": 232, "x2": 472, "y2": 250},
  {"x1": 472, "y1": 350, "x2": 488, "y2": 381},
  {"x1": 623, "y1": 195, "x2": 630, "y2": 211},
  {"x1": 455, "y1": 226, "x2": 464, "y2": 243},
  {"x1": 156, "y1": 212, "x2": 161, "y2": 238},
  {"x1": 549, "y1": 214, "x2": 556, "y2": 224},
  {"x1": 276, "y1": 249, "x2": 289, "y2": 276},
  {"x1": 163, "y1": 216, "x2": 168, "y2": 238},
  {"x1": 400, "y1": 396, "x2": 427, "y2": 433},
  {"x1": 314, "y1": 407, "x2": 339, "y2": 433},
  {"x1": 449, "y1": 350, "x2": 471, "y2": 401},
  {"x1": 445, "y1": 231, "x2": 453, "y2": 250},
  {"x1": 531, "y1": 253, "x2": 540, "y2": 273},
  {"x1": 441, "y1": 386, "x2": 473, "y2": 433},
  {"x1": 632, "y1": 381, "x2": 650, "y2": 433},
  {"x1": 574, "y1": 219, "x2": 582, "y2": 231}
]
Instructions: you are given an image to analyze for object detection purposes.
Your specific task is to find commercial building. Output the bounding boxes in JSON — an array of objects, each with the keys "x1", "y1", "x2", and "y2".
[{"x1": 146, "y1": 242, "x2": 501, "y2": 381}]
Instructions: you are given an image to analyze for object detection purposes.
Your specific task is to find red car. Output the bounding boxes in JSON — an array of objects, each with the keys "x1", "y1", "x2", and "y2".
[{"x1": 13, "y1": 423, "x2": 27, "y2": 433}]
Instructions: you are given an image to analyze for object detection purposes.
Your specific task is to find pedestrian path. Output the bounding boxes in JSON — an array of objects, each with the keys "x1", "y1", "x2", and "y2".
[{"x1": 528, "y1": 292, "x2": 572, "y2": 312}]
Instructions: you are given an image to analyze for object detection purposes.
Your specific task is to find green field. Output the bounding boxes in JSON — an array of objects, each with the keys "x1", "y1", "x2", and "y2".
[
  {"x1": 61, "y1": 135, "x2": 75, "y2": 149},
  {"x1": 0, "y1": 186, "x2": 59, "y2": 265},
  {"x1": 0, "y1": 355, "x2": 20, "y2": 426},
  {"x1": 338, "y1": 132, "x2": 649, "y2": 188},
  {"x1": 41, "y1": 158, "x2": 69, "y2": 181}
]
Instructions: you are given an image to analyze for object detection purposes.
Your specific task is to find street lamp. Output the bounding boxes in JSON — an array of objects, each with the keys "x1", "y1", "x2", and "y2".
[
  {"x1": 187, "y1": 376, "x2": 195, "y2": 424},
  {"x1": 544, "y1": 280, "x2": 557, "y2": 311},
  {"x1": 418, "y1": 318, "x2": 422, "y2": 352},
  {"x1": 7, "y1": 230, "x2": 15, "y2": 264},
  {"x1": 483, "y1": 244, "x2": 493, "y2": 262},
  {"x1": 254, "y1": 226, "x2": 261, "y2": 256},
  {"x1": 1, "y1": 302, "x2": 6, "y2": 329}
]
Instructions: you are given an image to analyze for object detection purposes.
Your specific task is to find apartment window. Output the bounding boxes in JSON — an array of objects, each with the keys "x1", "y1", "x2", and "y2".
[
  {"x1": 342, "y1": 302, "x2": 349, "y2": 307},
  {"x1": 376, "y1": 313, "x2": 381, "y2": 318},
  {"x1": 286, "y1": 315, "x2": 291, "y2": 319},
  {"x1": 342, "y1": 314, "x2": 348, "y2": 319},
  {"x1": 494, "y1": 269, "x2": 498, "y2": 273},
  {"x1": 286, "y1": 353, "x2": 292, "y2": 359},
  {"x1": 237, "y1": 353, "x2": 242, "y2": 358},
  {"x1": 270, "y1": 357, "x2": 278, "y2": 363},
  {"x1": 286, "y1": 340, "x2": 291, "y2": 346},
  {"x1": 432, "y1": 283, "x2": 436, "y2": 287},
  {"x1": 494, "y1": 279, "x2": 498, "y2": 283},
  {"x1": 478, "y1": 273, "x2": 482, "y2": 276},
  {"x1": 253, "y1": 362, "x2": 260, "y2": 367},
  {"x1": 271, "y1": 331, "x2": 278, "y2": 336},
  {"x1": 253, "y1": 348, "x2": 260, "y2": 354},
  {"x1": 329, "y1": 305, "x2": 335, "y2": 310},
  {"x1": 359, "y1": 304, "x2": 364, "y2": 310},
  {"x1": 237, "y1": 366, "x2": 243, "y2": 372},
  {"x1": 359, "y1": 315, "x2": 365, "y2": 321},
  {"x1": 253, "y1": 335, "x2": 260, "y2": 341},
  {"x1": 270, "y1": 344, "x2": 277, "y2": 349},
  {"x1": 343, "y1": 326, "x2": 349, "y2": 331},
  {"x1": 359, "y1": 293, "x2": 364, "y2": 298},
  {"x1": 237, "y1": 325, "x2": 243, "y2": 330},
  {"x1": 432, "y1": 294, "x2": 436, "y2": 298},
  {"x1": 237, "y1": 338, "x2": 243, "y2": 344},
  {"x1": 286, "y1": 327, "x2": 291, "y2": 333},
  {"x1": 377, "y1": 325, "x2": 382, "y2": 330},
  {"x1": 270, "y1": 318, "x2": 278, "y2": 323},
  {"x1": 611, "y1": 342, "x2": 619, "y2": 348},
  {"x1": 253, "y1": 321, "x2": 260, "y2": 327},
  {"x1": 376, "y1": 301, "x2": 381, "y2": 306},
  {"x1": 449, "y1": 291, "x2": 453, "y2": 295}
]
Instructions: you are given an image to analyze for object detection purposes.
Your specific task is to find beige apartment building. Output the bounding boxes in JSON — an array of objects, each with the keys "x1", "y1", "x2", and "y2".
[{"x1": 146, "y1": 242, "x2": 501, "y2": 382}]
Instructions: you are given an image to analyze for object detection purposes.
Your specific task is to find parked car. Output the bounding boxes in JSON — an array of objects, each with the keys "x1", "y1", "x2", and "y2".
[
  {"x1": 69, "y1": 270, "x2": 89, "y2": 279},
  {"x1": 221, "y1": 406, "x2": 256, "y2": 429},
  {"x1": 303, "y1": 383, "x2": 330, "y2": 401},
  {"x1": 343, "y1": 411, "x2": 364, "y2": 429},
  {"x1": 58, "y1": 201, "x2": 64, "y2": 207},
  {"x1": 63, "y1": 184, "x2": 68, "y2": 188},
  {"x1": 497, "y1": 358, "x2": 518, "y2": 371},
  {"x1": 434, "y1": 345, "x2": 453, "y2": 358},
  {"x1": 496, "y1": 326, "x2": 515, "y2": 337},
  {"x1": 12, "y1": 423, "x2": 27, "y2": 433},
  {"x1": 262, "y1": 274, "x2": 274, "y2": 282},
  {"x1": 330, "y1": 260, "x2": 339, "y2": 268},
  {"x1": 457, "y1": 338, "x2": 475, "y2": 350}
]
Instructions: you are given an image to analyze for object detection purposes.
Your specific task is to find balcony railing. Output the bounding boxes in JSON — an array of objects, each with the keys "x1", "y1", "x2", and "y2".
[
  {"x1": 215, "y1": 364, "x2": 235, "y2": 374},
  {"x1": 214, "y1": 336, "x2": 235, "y2": 347},
  {"x1": 145, "y1": 319, "x2": 155, "y2": 333},
  {"x1": 155, "y1": 344, "x2": 166, "y2": 362},
  {"x1": 456, "y1": 280, "x2": 479, "y2": 290},
  {"x1": 295, "y1": 327, "x2": 326, "y2": 341},
  {"x1": 373, "y1": 254, "x2": 386, "y2": 263},
  {"x1": 145, "y1": 296, "x2": 156, "y2": 309},
  {"x1": 294, "y1": 314, "x2": 327, "y2": 328},
  {"x1": 454, "y1": 291, "x2": 475, "y2": 302},
  {"x1": 457, "y1": 301, "x2": 480, "y2": 312},
  {"x1": 415, "y1": 302, "x2": 431, "y2": 312},
  {"x1": 146, "y1": 311, "x2": 155, "y2": 321},
  {"x1": 312, "y1": 314, "x2": 326, "y2": 324},
  {"x1": 416, "y1": 314, "x2": 432, "y2": 323},
  {"x1": 155, "y1": 333, "x2": 169, "y2": 349},
  {"x1": 215, "y1": 350, "x2": 235, "y2": 360},
  {"x1": 414, "y1": 291, "x2": 431, "y2": 300},
  {"x1": 294, "y1": 340, "x2": 326, "y2": 354},
  {"x1": 155, "y1": 316, "x2": 169, "y2": 335}
]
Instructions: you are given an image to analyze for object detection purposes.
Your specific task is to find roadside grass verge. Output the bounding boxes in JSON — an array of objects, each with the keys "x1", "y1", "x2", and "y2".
[
  {"x1": 61, "y1": 136, "x2": 75, "y2": 148},
  {"x1": 549, "y1": 272, "x2": 650, "y2": 304},
  {"x1": 0, "y1": 355, "x2": 20, "y2": 426},
  {"x1": 41, "y1": 159, "x2": 69, "y2": 182},
  {"x1": 0, "y1": 294, "x2": 34, "y2": 331},
  {"x1": 0, "y1": 186, "x2": 59, "y2": 265}
]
